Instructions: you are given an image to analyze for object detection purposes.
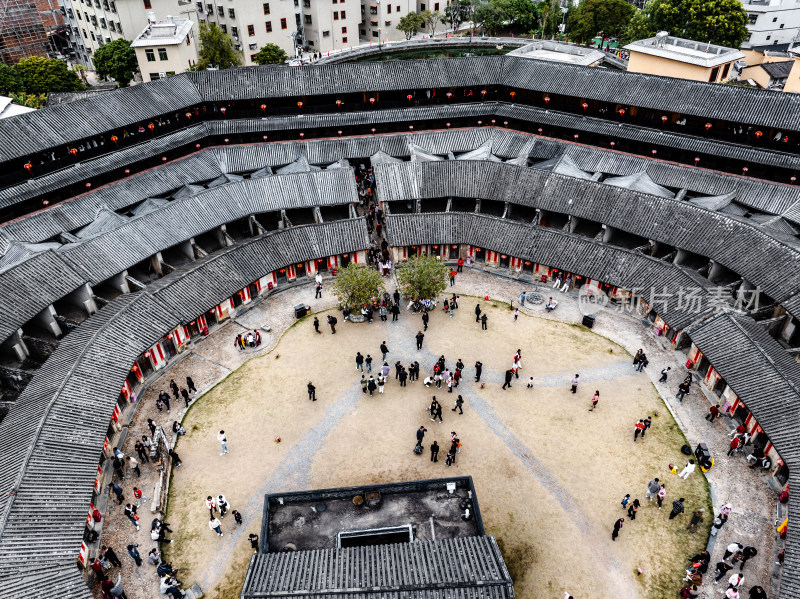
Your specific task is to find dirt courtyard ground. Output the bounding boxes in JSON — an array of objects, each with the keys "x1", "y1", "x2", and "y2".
[{"x1": 164, "y1": 298, "x2": 711, "y2": 599}]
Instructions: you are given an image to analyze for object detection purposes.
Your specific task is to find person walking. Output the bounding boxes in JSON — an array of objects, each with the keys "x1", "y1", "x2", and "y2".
[
  {"x1": 480, "y1": 313, "x2": 488, "y2": 330},
  {"x1": 422, "y1": 312, "x2": 429, "y2": 331},
  {"x1": 399, "y1": 368, "x2": 408, "y2": 387},
  {"x1": 108, "y1": 482, "x2": 125, "y2": 504},
  {"x1": 612, "y1": 517, "x2": 624, "y2": 541},
  {"x1": 589, "y1": 391, "x2": 599, "y2": 411},
  {"x1": 475, "y1": 304, "x2": 481, "y2": 322},
  {"x1": 134, "y1": 440, "x2": 149, "y2": 463},
  {"x1": 739, "y1": 546, "x2": 758, "y2": 570},
  {"x1": 217, "y1": 494, "x2": 229, "y2": 518},
  {"x1": 433, "y1": 402, "x2": 442, "y2": 422},
  {"x1": 621, "y1": 494, "x2": 631, "y2": 510},
  {"x1": 449, "y1": 269, "x2": 457, "y2": 286},
  {"x1": 659, "y1": 367, "x2": 671, "y2": 382},
  {"x1": 315, "y1": 283, "x2": 322, "y2": 299},
  {"x1": 646, "y1": 478, "x2": 660, "y2": 501},
  {"x1": 714, "y1": 561, "x2": 734, "y2": 584},
  {"x1": 634, "y1": 420, "x2": 645, "y2": 442},
  {"x1": 363, "y1": 354, "x2": 372, "y2": 372},
  {"x1": 453, "y1": 395, "x2": 464, "y2": 414},
  {"x1": 123, "y1": 504, "x2": 139, "y2": 530},
  {"x1": 103, "y1": 545, "x2": 123, "y2": 568},
  {"x1": 416, "y1": 331, "x2": 424, "y2": 350},
  {"x1": 520, "y1": 292, "x2": 526, "y2": 306},
  {"x1": 327, "y1": 314, "x2": 337, "y2": 334},
  {"x1": 678, "y1": 460, "x2": 696, "y2": 479},
  {"x1": 570, "y1": 374, "x2": 579, "y2": 394},
  {"x1": 676, "y1": 380, "x2": 691, "y2": 402},
  {"x1": 133, "y1": 486, "x2": 147, "y2": 508},
  {"x1": 307, "y1": 381, "x2": 316, "y2": 401},
  {"x1": 474, "y1": 361, "x2": 483, "y2": 382},
  {"x1": 209, "y1": 516, "x2": 223, "y2": 536},
  {"x1": 707, "y1": 404, "x2": 720, "y2": 422},
  {"x1": 728, "y1": 436, "x2": 743, "y2": 456},
  {"x1": 669, "y1": 497, "x2": 685, "y2": 520},
  {"x1": 377, "y1": 375, "x2": 386, "y2": 394},
  {"x1": 727, "y1": 573, "x2": 745, "y2": 592},
  {"x1": 356, "y1": 352, "x2": 364, "y2": 372},
  {"x1": 126, "y1": 456, "x2": 140, "y2": 478},
  {"x1": 502, "y1": 370, "x2": 513, "y2": 390},
  {"x1": 724, "y1": 543, "x2": 744, "y2": 562},
  {"x1": 514, "y1": 308, "x2": 519, "y2": 322},
  {"x1": 206, "y1": 495, "x2": 217, "y2": 517},
  {"x1": 657, "y1": 484, "x2": 666, "y2": 509},
  {"x1": 313, "y1": 316, "x2": 321, "y2": 334},
  {"x1": 249, "y1": 533, "x2": 259, "y2": 552},
  {"x1": 416, "y1": 426, "x2": 427, "y2": 449},
  {"x1": 186, "y1": 376, "x2": 197, "y2": 394},
  {"x1": 457, "y1": 257, "x2": 464, "y2": 272},
  {"x1": 360, "y1": 375, "x2": 368, "y2": 394},
  {"x1": 367, "y1": 376, "x2": 377, "y2": 396},
  {"x1": 391, "y1": 303, "x2": 400, "y2": 321},
  {"x1": 627, "y1": 498, "x2": 640, "y2": 520},
  {"x1": 180, "y1": 388, "x2": 190, "y2": 407},
  {"x1": 641, "y1": 416, "x2": 652, "y2": 439},
  {"x1": 686, "y1": 508, "x2": 705, "y2": 533},
  {"x1": 748, "y1": 586, "x2": 767, "y2": 599},
  {"x1": 380, "y1": 341, "x2": 389, "y2": 361},
  {"x1": 218, "y1": 430, "x2": 229, "y2": 455},
  {"x1": 431, "y1": 440, "x2": 440, "y2": 463},
  {"x1": 126, "y1": 544, "x2": 142, "y2": 567}
]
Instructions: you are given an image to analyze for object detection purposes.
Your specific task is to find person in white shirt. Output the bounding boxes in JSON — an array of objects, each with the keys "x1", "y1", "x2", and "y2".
[
  {"x1": 678, "y1": 460, "x2": 696, "y2": 480},
  {"x1": 209, "y1": 517, "x2": 223, "y2": 536},
  {"x1": 218, "y1": 431, "x2": 228, "y2": 455}
]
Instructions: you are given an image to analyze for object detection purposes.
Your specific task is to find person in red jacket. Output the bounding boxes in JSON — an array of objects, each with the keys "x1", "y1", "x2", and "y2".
[
  {"x1": 728, "y1": 436, "x2": 743, "y2": 457},
  {"x1": 457, "y1": 257, "x2": 464, "y2": 272},
  {"x1": 706, "y1": 405, "x2": 720, "y2": 423}
]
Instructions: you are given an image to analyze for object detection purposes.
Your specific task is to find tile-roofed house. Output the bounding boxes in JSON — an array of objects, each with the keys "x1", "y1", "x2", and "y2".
[
  {"x1": 603, "y1": 171, "x2": 675, "y2": 198},
  {"x1": 75, "y1": 207, "x2": 129, "y2": 239}
]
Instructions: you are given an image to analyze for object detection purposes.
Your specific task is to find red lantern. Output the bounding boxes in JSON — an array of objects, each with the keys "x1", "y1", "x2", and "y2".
[
  {"x1": 544, "y1": 95, "x2": 550, "y2": 104},
  {"x1": 263, "y1": 135, "x2": 268, "y2": 141},
  {"x1": 23, "y1": 162, "x2": 32, "y2": 172},
  {"x1": 446, "y1": 122, "x2": 450, "y2": 127},
  {"x1": 537, "y1": 128, "x2": 542, "y2": 134},
  {"x1": 791, "y1": 176, "x2": 797, "y2": 183},
  {"x1": 124, "y1": 169, "x2": 130, "y2": 174},
  {"x1": 475, "y1": 247, "x2": 481, "y2": 252},
  {"x1": 503, "y1": 121, "x2": 508, "y2": 126},
  {"x1": 409, "y1": 125, "x2": 414, "y2": 130},
  {"x1": 297, "y1": 263, "x2": 303, "y2": 267},
  {"x1": 573, "y1": 134, "x2": 579, "y2": 141},
  {"x1": 167, "y1": 333, "x2": 173, "y2": 340},
  {"x1": 148, "y1": 122, "x2": 155, "y2": 131},
  {"x1": 524, "y1": 261, "x2": 531, "y2": 265},
  {"x1": 661, "y1": 115, "x2": 668, "y2": 123},
  {"x1": 500, "y1": 254, "x2": 506, "y2": 259},
  {"x1": 85, "y1": 182, "x2": 91, "y2": 188},
  {"x1": 297, "y1": 101, "x2": 303, "y2": 108},
  {"x1": 220, "y1": 107, "x2": 227, "y2": 114},
  {"x1": 260, "y1": 104, "x2": 266, "y2": 112},
  {"x1": 694, "y1": 157, "x2": 700, "y2": 165},
  {"x1": 610, "y1": 141, "x2": 615, "y2": 148},
  {"x1": 705, "y1": 123, "x2": 712, "y2": 130},
  {"x1": 433, "y1": 245, "x2": 438, "y2": 249},
  {"x1": 509, "y1": 91, "x2": 516, "y2": 99},
  {"x1": 651, "y1": 150, "x2": 657, "y2": 156},
  {"x1": 300, "y1": 132, "x2": 304, "y2": 138},
  {"x1": 224, "y1": 138, "x2": 229, "y2": 144},
  {"x1": 337, "y1": 130, "x2": 342, "y2": 135},
  {"x1": 195, "y1": 143, "x2": 201, "y2": 149},
  {"x1": 491, "y1": 119, "x2": 496, "y2": 125},
  {"x1": 755, "y1": 131, "x2": 763, "y2": 138},
  {"x1": 581, "y1": 102, "x2": 588, "y2": 110},
  {"x1": 369, "y1": 97, "x2": 376, "y2": 104},
  {"x1": 451, "y1": 245, "x2": 457, "y2": 249},
  {"x1": 407, "y1": 94, "x2": 413, "y2": 101},
  {"x1": 477, "y1": 120, "x2": 482, "y2": 126},
  {"x1": 742, "y1": 167, "x2": 748, "y2": 174},
  {"x1": 446, "y1": 92, "x2": 452, "y2": 99},
  {"x1": 185, "y1": 112, "x2": 192, "y2": 119},
  {"x1": 481, "y1": 89, "x2": 487, "y2": 97},
  {"x1": 162, "y1": 156, "x2": 167, "y2": 161},
  {"x1": 110, "y1": 135, "x2": 118, "y2": 144},
  {"x1": 42, "y1": 200, "x2": 49, "y2": 206},
  {"x1": 336, "y1": 99, "x2": 342, "y2": 108},
  {"x1": 784, "y1": 136, "x2": 790, "y2": 143},
  {"x1": 618, "y1": 108, "x2": 625, "y2": 116},
  {"x1": 280, "y1": 269, "x2": 286, "y2": 273},
  {"x1": 371, "y1": 128, "x2": 376, "y2": 133},
  {"x1": 69, "y1": 148, "x2": 78, "y2": 157}
]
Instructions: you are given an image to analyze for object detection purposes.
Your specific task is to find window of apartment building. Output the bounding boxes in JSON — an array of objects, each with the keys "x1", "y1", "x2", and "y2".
[
  {"x1": 333, "y1": 0, "x2": 337, "y2": 3},
  {"x1": 420, "y1": 3, "x2": 425, "y2": 9},
  {"x1": 360, "y1": 28, "x2": 366, "y2": 35},
  {"x1": 206, "y1": 3, "x2": 212, "y2": 13},
  {"x1": 76, "y1": 11, "x2": 81, "y2": 19},
  {"x1": 109, "y1": 0, "x2": 116, "y2": 11},
  {"x1": 372, "y1": 30, "x2": 378, "y2": 36},
  {"x1": 146, "y1": 49, "x2": 156, "y2": 61},
  {"x1": 773, "y1": 16, "x2": 777, "y2": 22},
  {"x1": 434, "y1": 2, "x2": 439, "y2": 9},
  {"x1": 766, "y1": 35, "x2": 771, "y2": 40},
  {"x1": 263, "y1": 2, "x2": 270, "y2": 13},
  {"x1": 158, "y1": 47, "x2": 168, "y2": 60},
  {"x1": 387, "y1": 4, "x2": 391, "y2": 12},
  {"x1": 84, "y1": 12, "x2": 89, "y2": 20},
  {"x1": 251, "y1": 54, "x2": 257, "y2": 61},
  {"x1": 104, "y1": 36, "x2": 111, "y2": 42},
  {"x1": 149, "y1": 73, "x2": 160, "y2": 80},
  {"x1": 384, "y1": 19, "x2": 390, "y2": 25},
  {"x1": 323, "y1": 30, "x2": 330, "y2": 36},
  {"x1": 340, "y1": 9, "x2": 345, "y2": 17},
  {"x1": 220, "y1": 23, "x2": 227, "y2": 32},
  {"x1": 265, "y1": 21, "x2": 272, "y2": 31},
  {"x1": 748, "y1": 13, "x2": 757, "y2": 24},
  {"x1": 217, "y1": 6, "x2": 224, "y2": 16},
  {"x1": 333, "y1": 11, "x2": 338, "y2": 19},
  {"x1": 100, "y1": 18, "x2": 106, "y2": 28},
  {"x1": 395, "y1": 5, "x2": 399, "y2": 10},
  {"x1": 308, "y1": 39, "x2": 314, "y2": 45},
  {"x1": 90, "y1": 31, "x2": 95, "y2": 39},
  {"x1": 721, "y1": 63, "x2": 731, "y2": 79},
  {"x1": 103, "y1": 0, "x2": 109, "y2": 10},
  {"x1": 343, "y1": 36, "x2": 347, "y2": 42},
  {"x1": 341, "y1": 26, "x2": 347, "y2": 32},
  {"x1": 82, "y1": 28, "x2": 87, "y2": 37},
  {"x1": 370, "y1": 4, "x2": 376, "y2": 13},
  {"x1": 229, "y1": 8, "x2": 235, "y2": 18},
  {"x1": 780, "y1": 23, "x2": 785, "y2": 28},
  {"x1": 197, "y1": 1, "x2": 204, "y2": 9},
  {"x1": 143, "y1": 0, "x2": 151, "y2": 8},
  {"x1": 709, "y1": 66, "x2": 719, "y2": 82},
  {"x1": 94, "y1": 0, "x2": 100, "y2": 8},
  {"x1": 248, "y1": 24, "x2": 255, "y2": 35},
  {"x1": 304, "y1": 14, "x2": 312, "y2": 23},
  {"x1": 91, "y1": 15, "x2": 97, "y2": 25},
  {"x1": 232, "y1": 25, "x2": 238, "y2": 37}
]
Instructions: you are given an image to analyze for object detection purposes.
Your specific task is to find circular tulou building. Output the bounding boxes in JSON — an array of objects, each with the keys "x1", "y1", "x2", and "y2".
[{"x1": 0, "y1": 54, "x2": 799, "y2": 598}]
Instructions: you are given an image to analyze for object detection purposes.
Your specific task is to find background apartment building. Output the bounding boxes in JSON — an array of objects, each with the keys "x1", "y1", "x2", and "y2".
[
  {"x1": 131, "y1": 16, "x2": 197, "y2": 80},
  {"x1": 301, "y1": 0, "x2": 359, "y2": 53},
  {"x1": 359, "y1": 0, "x2": 416, "y2": 43},
  {"x1": 742, "y1": 0, "x2": 800, "y2": 48},
  {"x1": 196, "y1": 0, "x2": 296, "y2": 65}
]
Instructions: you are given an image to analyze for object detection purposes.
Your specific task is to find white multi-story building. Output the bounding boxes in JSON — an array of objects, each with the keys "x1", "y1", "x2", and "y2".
[
  {"x1": 359, "y1": 0, "x2": 416, "y2": 43},
  {"x1": 65, "y1": 0, "x2": 193, "y2": 66},
  {"x1": 131, "y1": 16, "x2": 198, "y2": 80},
  {"x1": 741, "y1": 0, "x2": 800, "y2": 48},
  {"x1": 57, "y1": 0, "x2": 91, "y2": 65},
  {"x1": 195, "y1": 0, "x2": 297, "y2": 65},
  {"x1": 301, "y1": 0, "x2": 360, "y2": 53}
]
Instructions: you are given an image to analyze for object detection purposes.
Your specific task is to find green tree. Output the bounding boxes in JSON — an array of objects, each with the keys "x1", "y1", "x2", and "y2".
[
  {"x1": 649, "y1": 0, "x2": 749, "y2": 48},
  {"x1": 93, "y1": 39, "x2": 139, "y2": 87},
  {"x1": 420, "y1": 9, "x2": 444, "y2": 35},
  {"x1": 474, "y1": 0, "x2": 507, "y2": 35},
  {"x1": 620, "y1": 8, "x2": 656, "y2": 44},
  {"x1": 10, "y1": 92, "x2": 46, "y2": 108},
  {"x1": 72, "y1": 63, "x2": 89, "y2": 84},
  {"x1": 567, "y1": 0, "x2": 635, "y2": 44},
  {"x1": 444, "y1": 0, "x2": 474, "y2": 32},
  {"x1": 396, "y1": 255, "x2": 448, "y2": 301},
  {"x1": 331, "y1": 264, "x2": 386, "y2": 310},
  {"x1": 505, "y1": 0, "x2": 539, "y2": 31},
  {"x1": 397, "y1": 12, "x2": 425, "y2": 39},
  {"x1": 0, "y1": 64, "x2": 22, "y2": 95},
  {"x1": 195, "y1": 22, "x2": 243, "y2": 70},
  {"x1": 252, "y1": 43, "x2": 288, "y2": 64},
  {"x1": 536, "y1": 0, "x2": 562, "y2": 38},
  {"x1": 13, "y1": 57, "x2": 83, "y2": 95}
]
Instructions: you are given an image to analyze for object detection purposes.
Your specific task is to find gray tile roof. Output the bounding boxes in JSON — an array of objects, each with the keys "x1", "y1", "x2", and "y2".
[{"x1": 240, "y1": 536, "x2": 514, "y2": 599}]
